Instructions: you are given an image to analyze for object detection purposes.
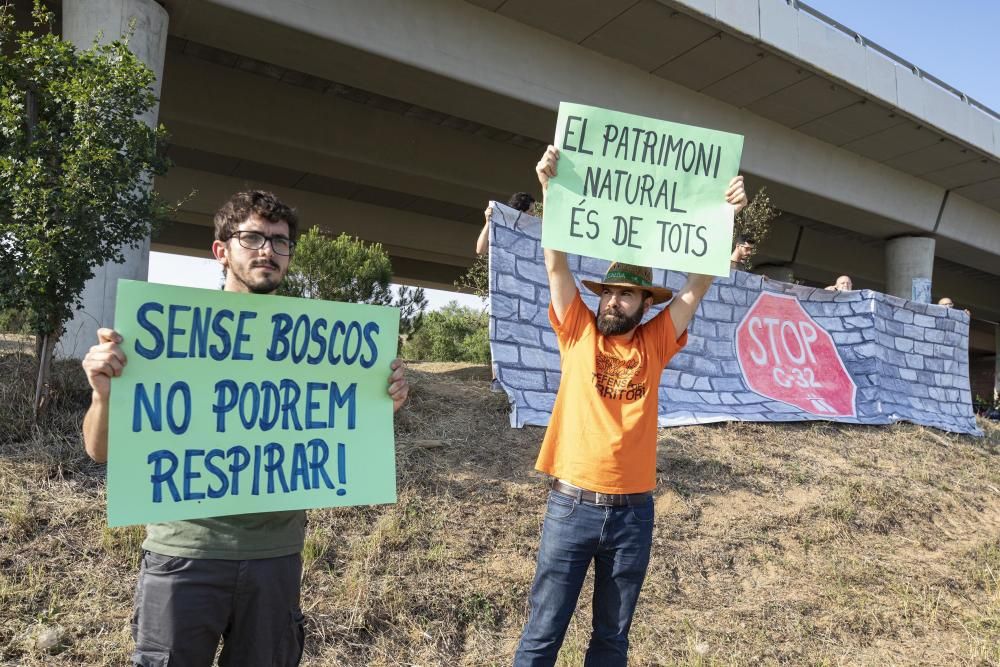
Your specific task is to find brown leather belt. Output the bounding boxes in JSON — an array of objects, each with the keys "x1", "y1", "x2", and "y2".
[{"x1": 550, "y1": 479, "x2": 652, "y2": 507}]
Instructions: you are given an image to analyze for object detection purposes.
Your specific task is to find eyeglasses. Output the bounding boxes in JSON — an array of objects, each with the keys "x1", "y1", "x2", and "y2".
[{"x1": 228, "y1": 231, "x2": 295, "y2": 256}]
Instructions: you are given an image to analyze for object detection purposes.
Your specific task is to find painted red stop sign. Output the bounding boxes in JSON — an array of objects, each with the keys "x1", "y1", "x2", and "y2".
[{"x1": 736, "y1": 293, "x2": 857, "y2": 417}]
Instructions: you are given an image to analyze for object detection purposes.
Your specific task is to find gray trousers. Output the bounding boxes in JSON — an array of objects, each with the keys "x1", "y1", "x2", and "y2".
[{"x1": 130, "y1": 551, "x2": 304, "y2": 667}]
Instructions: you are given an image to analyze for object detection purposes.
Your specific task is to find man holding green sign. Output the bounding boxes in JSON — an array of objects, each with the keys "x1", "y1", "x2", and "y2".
[
  {"x1": 514, "y1": 102, "x2": 746, "y2": 667},
  {"x1": 81, "y1": 190, "x2": 409, "y2": 667}
]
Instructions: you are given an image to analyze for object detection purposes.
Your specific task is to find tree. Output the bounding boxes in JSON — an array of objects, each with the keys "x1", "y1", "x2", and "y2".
[
  {"x1": 402, "y1": 302, "x2": 489, "y2": 363},
  {"x1": 0, "y1": 3, "x2": 173, "y2": 417},
  {"x1": 732, "y1": 187, "x2": 780, "y2": 269},
  {"x1": 277, "y1": 227, "x2": 427, "y2": 339},
  {"x1": 394, "y1": 284, "x2": 426, "y2": 341},
  {"x1": 0, "y1": 307, "x2": 29, "y2": 334},
  {"x1": 455, "y1": 254, "x2": 488, "y2": 302}
]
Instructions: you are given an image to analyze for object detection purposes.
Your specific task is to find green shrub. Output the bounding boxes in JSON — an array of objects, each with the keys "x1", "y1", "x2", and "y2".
[{"x1": 403, "y1": 302, "x2": 489, "y2": 363}]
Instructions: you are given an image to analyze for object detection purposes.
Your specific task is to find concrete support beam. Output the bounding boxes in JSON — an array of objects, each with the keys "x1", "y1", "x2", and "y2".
[
  {"x1": 161, "y1": 0, "x2": 1000, "y2": 275},
  {"x1": 153, "y1": 167, "x2": 480, "y2": 267},
  {"x1": 167, "y1": 0, "x2": 968, "y2": 243},
  {"x1": 935, "y1": 194, "x2": 1000, "y2": 273},
  {"x1": 885, "y1": 236, "x2": 936, "y2": 302},
  {"x1": 159, "y1": 53, "x2": 540, "y2": 205},
  {"x1": 149, "y1": 0, "x2": 1000, "y2": 322},
  {"x1": 59, "y1": 0, "x2": 168, "y2": 359},
  {"x1": 151, "y1": 165, "x2": 1000, "y2": 321}
]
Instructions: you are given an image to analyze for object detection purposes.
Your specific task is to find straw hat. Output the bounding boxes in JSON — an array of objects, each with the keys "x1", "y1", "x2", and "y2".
[{"x1": 581, "y1": 262, "x2": 673, "y2": 305}]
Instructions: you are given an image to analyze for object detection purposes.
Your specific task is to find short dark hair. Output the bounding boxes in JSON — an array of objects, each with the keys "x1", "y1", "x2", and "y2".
[
  {"x1": 507, "y1": 192, "x2": 536, "y2": 213},
  {"x1": 214, "y1": 190, "x2": 299, "y2": 243},
  {"x1": 641, "y1": 289, "x2": 653, "y2": 303},
  {"x1": 734, "y1": 233, "x2": 756, "y2": 246}
]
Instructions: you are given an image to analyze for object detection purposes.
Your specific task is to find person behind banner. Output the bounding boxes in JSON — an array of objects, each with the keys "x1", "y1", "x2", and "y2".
[
  {"x1": 478, "y1": 192, "x2": 537, "y2": 392},
  {"x1": 512, "y1": 146, "x2": 746, "y2": 667},
  {"x1": 729, "y1": 233, "x2": 755, "y2": 270},
  {"x1": 476, "y1": 192, "x2": 537, "y2": 255},
  {"x1": 81, "y1": 190, "x2": 410, "y2": 667},
  {"x1": 825, "y1": 275, "x2": 853, "y2": 291},
  {"x1": 938, "y1": 296, "x2": 972, "y2": 317}
]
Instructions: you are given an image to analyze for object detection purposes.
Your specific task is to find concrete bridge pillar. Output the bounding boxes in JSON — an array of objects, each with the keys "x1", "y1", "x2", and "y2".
[
  {"x1": 58, "y1": 0, "x2": 168, "y2": 359},
  {"x1": 885, "y1": 236, "x2": 936, "y2": 303}
]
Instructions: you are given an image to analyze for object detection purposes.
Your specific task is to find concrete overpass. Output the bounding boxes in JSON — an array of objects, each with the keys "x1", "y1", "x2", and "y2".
[{"x1": 61, "y1": 0, "x2": 1000, "y2": 401}]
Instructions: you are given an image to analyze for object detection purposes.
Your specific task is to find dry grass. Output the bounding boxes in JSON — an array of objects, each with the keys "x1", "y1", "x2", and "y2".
[{"x1": 1, "y1": 353, "x2": 999, "y2": 666}]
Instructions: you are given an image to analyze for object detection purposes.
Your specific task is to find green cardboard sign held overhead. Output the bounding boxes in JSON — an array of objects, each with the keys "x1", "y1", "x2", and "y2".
[
  {"x1": 543, "y1": 102, "x2": 744, "y2": 276},
  {"x1": 106, "y1": 280, "x2": 399, "y2": 527}
]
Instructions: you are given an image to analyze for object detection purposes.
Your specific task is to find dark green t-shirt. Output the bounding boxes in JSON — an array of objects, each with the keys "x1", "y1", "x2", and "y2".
[{"x1": 142, "y1": 510, "x2": 306, "y2": 560}]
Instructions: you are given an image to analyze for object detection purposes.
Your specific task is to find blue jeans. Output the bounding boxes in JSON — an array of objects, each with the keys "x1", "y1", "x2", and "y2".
[{"x1": 514, "y1": 490, "x2": 655, "y2": 667}]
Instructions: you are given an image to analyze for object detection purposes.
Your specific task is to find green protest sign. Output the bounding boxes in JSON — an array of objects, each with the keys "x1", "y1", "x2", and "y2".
[
  {"x1": 543, "y1": 102, "x2": 744, "y2": 276},
  {"x1": 106, "y1": 280, "x2": 399, "y2": 527}
]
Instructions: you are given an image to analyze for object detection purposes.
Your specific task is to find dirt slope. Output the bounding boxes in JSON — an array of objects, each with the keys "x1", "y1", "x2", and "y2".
[{"x1": 1, "y1": 358, "x2": 998, "y2": 666}]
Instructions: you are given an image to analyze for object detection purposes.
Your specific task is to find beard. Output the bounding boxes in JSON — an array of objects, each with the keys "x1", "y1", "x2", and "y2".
[
  {"x1": 230, "y1": 259, "x2": 285, "y2": 294},
  {"x1": 596, "y1": 303, "x2": 645, "y2": 336}
]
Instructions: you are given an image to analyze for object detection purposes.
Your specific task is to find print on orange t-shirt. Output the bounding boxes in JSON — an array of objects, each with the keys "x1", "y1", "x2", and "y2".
[{"x1": 535, "y1": 291, "x2": 688, "y2": 494}]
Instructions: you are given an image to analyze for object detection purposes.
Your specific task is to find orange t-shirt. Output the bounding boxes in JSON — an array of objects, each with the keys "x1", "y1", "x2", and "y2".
[{"x1": 535, "y1": 291, "x2": 688, "y2": 494}]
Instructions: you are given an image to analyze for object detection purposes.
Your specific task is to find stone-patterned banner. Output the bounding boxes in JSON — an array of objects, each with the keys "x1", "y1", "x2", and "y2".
[{"x1": 487, "y1": 203, "x2": 981, "y2": 436}]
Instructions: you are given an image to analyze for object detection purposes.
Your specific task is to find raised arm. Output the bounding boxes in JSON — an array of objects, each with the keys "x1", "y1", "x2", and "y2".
[
  {"x1": 475, "y1": 205, "x2": 493, "y2": 255},
  {"x1": 669, "y1": 176, "x2": 747, "y2": 336},
  {"x1": 81, "y1": 328, "x2": 127, "y2": 463},
  {"x1": 536, "y1": 145, "x2": 576, "y2": 323}
]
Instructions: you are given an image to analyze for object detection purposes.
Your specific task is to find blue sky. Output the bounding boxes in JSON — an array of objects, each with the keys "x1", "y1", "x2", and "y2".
[{"x1": 150, "y1": 0, "x2": 999, "y2": 305}]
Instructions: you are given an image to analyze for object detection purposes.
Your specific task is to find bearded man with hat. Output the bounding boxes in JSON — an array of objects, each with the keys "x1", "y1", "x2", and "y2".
[{"x1": 513, "y1": 145, "x2": 747, "y2": 667}]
